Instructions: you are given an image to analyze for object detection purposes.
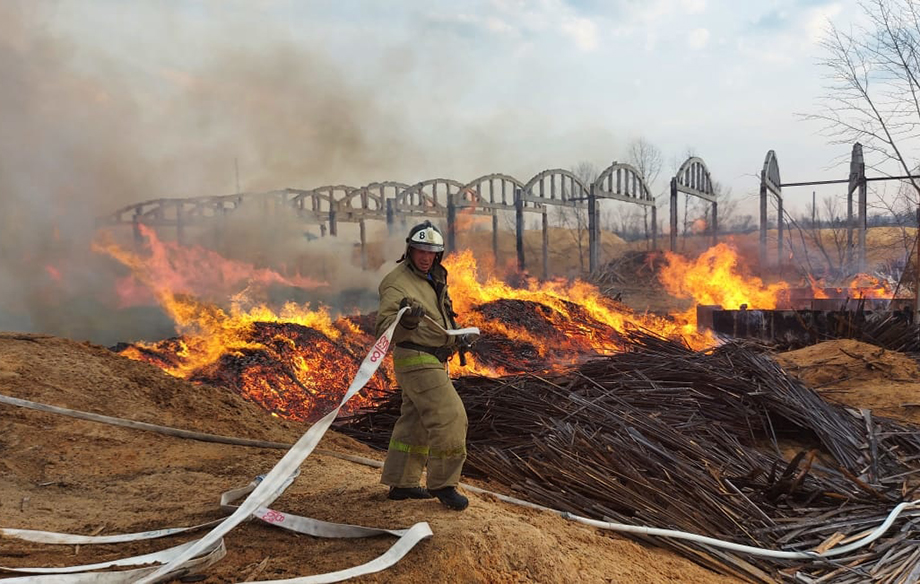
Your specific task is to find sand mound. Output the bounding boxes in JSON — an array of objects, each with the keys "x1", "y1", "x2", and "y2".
[
  {"x1": 0, "y1": 332, "x2": 738, "y2": 583},
  {"x1": 777, "y1": 339, "x2": 920, "y2": 424}
]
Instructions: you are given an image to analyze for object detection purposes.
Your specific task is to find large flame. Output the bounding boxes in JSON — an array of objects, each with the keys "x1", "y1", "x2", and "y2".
[
  {"x1": 95, "y1": 227, "x2": 384, "y2": 421},
  {"x1": 96, "y1": 226, "x2": 720, "y2": 420},
  {"x1": 444, "y1": 250, "x2": 712, "y2": 376},
  {"x1": 100, "y1": 231, "x2": 904, "y2": 422},
  {"x1": 95, "y1": 225, "x2": 325, "y2": 308},
  {"x1": 658, "y1": 243, "x2": 789, "y2": 325}
]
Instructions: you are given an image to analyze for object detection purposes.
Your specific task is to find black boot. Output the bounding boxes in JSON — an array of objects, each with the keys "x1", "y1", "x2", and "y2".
[
  {"x1": 388, "y1": 486, "x2": 434, "y2": 500},
  {"x1": 430, "y1": 487, "x2": 469, "y2": 511}
]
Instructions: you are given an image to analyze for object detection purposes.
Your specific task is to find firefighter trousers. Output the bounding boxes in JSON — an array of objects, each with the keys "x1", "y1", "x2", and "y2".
[{"x1": 381, "y1": 365, "x2": 468, "y2": 490}]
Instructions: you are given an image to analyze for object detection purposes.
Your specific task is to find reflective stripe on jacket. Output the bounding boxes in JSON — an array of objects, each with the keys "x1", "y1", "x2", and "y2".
[{"x1": 375, "y1": 260, "x2": 457, "y2": 371}]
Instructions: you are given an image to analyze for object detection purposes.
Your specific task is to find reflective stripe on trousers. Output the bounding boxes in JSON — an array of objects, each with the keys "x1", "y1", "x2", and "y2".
[{"x1": 381, "y1": 366, "x2": 468, "y2": 490}]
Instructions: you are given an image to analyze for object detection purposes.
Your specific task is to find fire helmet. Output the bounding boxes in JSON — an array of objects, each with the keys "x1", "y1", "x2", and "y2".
[{"x1": 405, "y1": 220, "x2": 444, "y2": 253}]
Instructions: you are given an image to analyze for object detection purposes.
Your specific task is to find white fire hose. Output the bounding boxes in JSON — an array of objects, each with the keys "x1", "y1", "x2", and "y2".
[
  {"x1": 2, "y1": 310, "x2": 919, "y2": 581},
  {"x1": 1, "y1": 307, "x2": 477, "y2": 584}
]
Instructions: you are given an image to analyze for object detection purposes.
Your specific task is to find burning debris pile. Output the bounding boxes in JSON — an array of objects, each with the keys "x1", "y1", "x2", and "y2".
[
  {"x1": 101, "y1": 226, "x2": 716, "y2": 420},
  {"x1": 469, "y1": 298, "x2": 626, "y2": 371},
  {"x1": 113, "y1": 294, "x2": 641, "y2": 421},
  {"x1": 336, "y1": 330, "x2": 920, "y2": 583},
  {"x1": 115, "y1": 314, "x2": 391, "y2": 421},
  {"x1": 102, "y1": 228, "x2": 916, "y2": 431},
  {"x1": 186, "y1": 321, "x2": 390, "y2": 420}
]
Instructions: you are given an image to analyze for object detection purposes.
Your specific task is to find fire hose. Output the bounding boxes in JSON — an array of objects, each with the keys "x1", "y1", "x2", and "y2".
[
  {"x1": 0, "y1": 307, "x2": 477, "y2": 584},
  {"x1": 3, "y1": 311, "x2": 920, "y2": 578}
]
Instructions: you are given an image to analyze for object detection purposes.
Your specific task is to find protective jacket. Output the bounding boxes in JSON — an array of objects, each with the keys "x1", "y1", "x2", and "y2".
[
  {"x1": 376, "y1": 258, "x2": 467, "y2": 490},
  {"x1": 376, "y1": 260, "x2": 458, "y2": 371}
]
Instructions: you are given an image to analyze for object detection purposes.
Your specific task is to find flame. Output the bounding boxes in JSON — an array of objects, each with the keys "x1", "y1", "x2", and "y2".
[
  {"x1": 444, "y1": 249, "x2": 713, "y2": 376},
  {"x1": 805, "y1": 274, "x2": 895, "y2": 300},
  {"x1": 44, "y1": 265, "x2": 62, "y2": 282},
  {"x1": 101, "y1": 230, "x2": 903, "y2": 424},
  {"x1": 114, "y1": 294, "x2": 388, "y2": 421},
  {"x1": 93, "y1": 224, "x2": 326, "y2": 308},
  {"x1": 658, "y1": 243, "x2": 789, "y2": 325},
  {"x1": 95, "y1": 227, "x2": 385, "y2": 421},
  {"x1": 98, "y1": 229, "x2": 717, "y2": 420},
  {"x1": 806, "y1": 275, "x2": 830, "y2": 299},
  {"x1": 846, "y1": 274, "x2": 894, "y2": 298}
]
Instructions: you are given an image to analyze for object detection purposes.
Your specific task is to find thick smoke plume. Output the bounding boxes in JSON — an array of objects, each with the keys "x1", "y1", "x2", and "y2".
[{"x1": 0, "y1": 3, "x2": 434, "y2": 344}]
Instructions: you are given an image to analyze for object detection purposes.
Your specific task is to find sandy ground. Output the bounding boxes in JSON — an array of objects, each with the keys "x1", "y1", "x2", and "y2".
[
  {"x1": 2, "y1": 331, "x2": 918, "y2": 583},
  {"x1": 0, "y1": 333, "x2": 742, "y2": 584},
  {"x1": 775, "y1": 338, "x2": 920, "y2": 426}
]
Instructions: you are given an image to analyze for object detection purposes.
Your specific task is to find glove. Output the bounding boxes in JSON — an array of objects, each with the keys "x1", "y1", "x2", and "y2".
[
  {"x1": 457, "y1": 333, "x2": 479, "y2": 348},
  {"x1": 399, "y1": 297, "x2": 425, "y2": 329}
]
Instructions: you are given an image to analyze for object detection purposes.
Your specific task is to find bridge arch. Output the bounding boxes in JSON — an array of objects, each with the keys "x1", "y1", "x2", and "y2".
[
  {"x1": 392, "y1": 178, "x2": 464, "y2": 225},
  {"x1": 593, "y1": 163, "x2": 654, "y2": 203},
  {"x1": 590, "y1": 162, "x2": 658, "y2": 263},
  {"x1": 522, "y1": 169, "x2": 590, "y2": 206},
  {"x1": 285, "y1": 185, "x2": 356, "y2": 236},
  {"x1": 98, "y1": 194, "x2": 247, "y2": 244},
  {"x1": 670, "y1": 157, "x2": 717, "y2": 251},
  {"x1": 759, "y1": 150, "x2": 783, "y2": 273},
  {"x1": 458, "y1": 173, "x2": 524, "y2": 210}
]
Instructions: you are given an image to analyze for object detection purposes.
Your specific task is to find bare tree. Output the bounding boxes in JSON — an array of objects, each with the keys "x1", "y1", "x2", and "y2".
[
  {"x1": 808, "y1": 0, "x2": 920, "y2": 193},
  {"x1": 626, "y1": 138, "x2": 663, "y2": 248},
  {"x1": 554, "y1": 161, "x2": 597, "y2": 273},
  {"x1": 806, "y1": 0, "x2": 920, "y2": 297},
  {"x1": 785, "y1": 195, "x2": 851, "y2": 279}
]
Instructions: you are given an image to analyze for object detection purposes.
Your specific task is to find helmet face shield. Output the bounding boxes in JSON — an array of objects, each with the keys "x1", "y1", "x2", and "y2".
[{"x1": 406, "y1": 222, "x2": 444, "y2": 253}]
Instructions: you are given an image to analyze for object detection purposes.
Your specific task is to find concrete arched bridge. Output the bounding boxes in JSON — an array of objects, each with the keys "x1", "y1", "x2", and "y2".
[{"x1": 98, "y1": 157, "x2": 721, "y2": 277}]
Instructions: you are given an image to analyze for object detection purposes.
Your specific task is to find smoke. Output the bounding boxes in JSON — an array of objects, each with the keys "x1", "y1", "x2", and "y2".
[
  {"x1": 0, "y1": 2, "x2": 429, "y2": 343},
  {"x1": 0, "y1": 2, "x2": 620, "y2": 344}
]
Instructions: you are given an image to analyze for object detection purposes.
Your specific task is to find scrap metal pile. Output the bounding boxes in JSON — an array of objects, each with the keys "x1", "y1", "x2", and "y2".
[
  {"x1": 828, "y1": 309, "x2": 920, "y2": 353},
  {"x1": 336, "y1": 330, "x2": 920, "y2": 583},
  {"x1": 705, "y1": 302, "x2": 920, "y2": 354}
]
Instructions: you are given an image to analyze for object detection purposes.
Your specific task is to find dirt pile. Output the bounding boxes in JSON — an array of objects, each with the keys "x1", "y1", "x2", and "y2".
[
  {"x1": 0, "y1": 332, "x2": 738, "y2": 583},
  {"x1": 776, "y1": 339, "x2": 920, "y2": 425}
]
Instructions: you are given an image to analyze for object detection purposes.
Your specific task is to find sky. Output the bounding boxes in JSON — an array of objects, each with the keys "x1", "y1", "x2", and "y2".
[
  {"x1": 0, "y1": 0, "x2": 899, "y2": 341},
  {"x1": 0, "y1": 0, "x2": 875, "y2": 216}
]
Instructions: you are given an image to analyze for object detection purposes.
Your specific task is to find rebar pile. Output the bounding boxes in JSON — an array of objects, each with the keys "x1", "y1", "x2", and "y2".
[
  {"x1": 858, "y1": 310, "x2": 920, "y2": 353},
  {"x1": 336, "y1": 330, "x2": 920, "y2": 583}
]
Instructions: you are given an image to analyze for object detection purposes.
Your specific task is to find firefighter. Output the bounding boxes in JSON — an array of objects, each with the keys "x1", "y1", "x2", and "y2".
[{"x1": 375, "y1": 220, "x2": 470, "y2": 511}]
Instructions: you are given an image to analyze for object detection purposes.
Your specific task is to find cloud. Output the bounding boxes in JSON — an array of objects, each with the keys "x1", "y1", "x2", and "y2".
[
  {"x1": 743, "y1": 1, "x2": 844, "y2": 66},
  {"x1": 805, "y1": 3, "x2": 842, "y2": 42},
  {"x1": 687, "y1": 27, "x2": 710, "y2": 50},
  {"x1": 751, "y1": 9, "x2": 791, "y2": 31},
  {"x1": 449, "y1": 1, "x2": 602, "y2": 52},
  {"x1": 751, "y1": 3, "x2": 840, "y2": 36},
  {"x1": 560, "y1": 16, "x2": 599, "y2": 51},
  {"x1": 485, "y1": 16, "x2": 515, "y2": 33},
  {"x1": 680, "y1": 0, "x2": 707, "y2": 14}
]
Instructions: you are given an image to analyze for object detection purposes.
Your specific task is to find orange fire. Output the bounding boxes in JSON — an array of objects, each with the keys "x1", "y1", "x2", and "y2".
[
  {"x1": 806, "y1": 275, "x2": 830, "y2": 299},
  {"x1": 91, "y1": 222, "x2": 916, "y2": 422},
  {"x1": 94, "y1": 224, "x2": 325, "y2": 308},
  {"x1": 658, "y1": 243, "x2": 789, "y2": 325},
  {"x1": 95, "y1": 227, "x2": 386, "y2": 420},
  {"x1": 843, "y1": 274, "x2": 894, "y2": 298},
  {"x1": 806, "y1": 274, "x2": 896, "y2": 300},
  {"x1": 95, "y1": 227, "x2": 719, "y2": 420},
  {"x1": 445, "y1": 250, "x2": 713, "y2": 376}
]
